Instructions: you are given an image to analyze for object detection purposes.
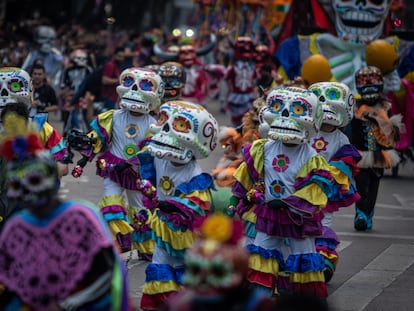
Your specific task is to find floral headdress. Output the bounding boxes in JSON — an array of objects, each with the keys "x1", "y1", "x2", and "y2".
[
  {"x1": 0, "y1": 112, "x2": 44, "y2": 161},
  {"x1": 198, "y1": 213, "x2": 244, "y2": 245}
]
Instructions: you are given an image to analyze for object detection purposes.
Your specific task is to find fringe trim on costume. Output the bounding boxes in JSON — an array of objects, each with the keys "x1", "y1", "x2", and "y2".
[{"x1": 358, "y1": 149, "x2": 401, "y2": 168}]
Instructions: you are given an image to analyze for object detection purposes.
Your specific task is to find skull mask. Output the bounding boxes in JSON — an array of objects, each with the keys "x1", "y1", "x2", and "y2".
[
  {"x1": 70, "y1": 49, "x2": 88, "y2": 67},
  {"x1": 355, "y1": 66, "x2": 384, "y2": 103},
  {"x1": 0, "y1": 67, "x2": 33, "y2": 112},
  {"x1": 259, "y1": 87, "x2": 322, "y2": 144},
  {"x1": 36, "y1": 26, "x2": 57, "y2": 53},
  {"x1": 332, "y1": 0, "x2": 391, "y2": 43},
  {"x1": 116, "y1": 67, "x2": 165, "y2": 114},
  {"x1": 148, "y1": 100, "x2": 218, "y2": 164},
  {"x1": 233, "y1": 37, "x2": 255, "y2": 61},
  {"x1": 309, "y1": 82, "x2": 355, "y2": 128},
  {"x1": 158, "y1": 61, "x2": 186, "y2": 101},
  {"x1": 178, "y1": 45, "x2": 197, "y2": 68}
]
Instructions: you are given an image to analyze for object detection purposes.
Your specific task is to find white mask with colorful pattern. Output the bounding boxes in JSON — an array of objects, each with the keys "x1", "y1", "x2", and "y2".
[
  {"x1": 117, "y1": 67, "x2": 165, "y2": 114},
  {"x1": 308, "y1": 82, "x2": 355, "y2": 128},
  {"x1": 0, "y1": 67, "x2": 33, "y2": 112},
  {"x1": 148, "y1": 100, "x2": 218, "y2": 164},
  {"x1": 259, "y1": 87, "x2": 323, "y2": 144}
]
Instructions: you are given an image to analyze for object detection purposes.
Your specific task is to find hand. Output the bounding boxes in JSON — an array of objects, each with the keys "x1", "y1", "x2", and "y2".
[
  {"x1": 268, "y1": 199, "x2": 288, "y2": 210},
  {"x1": 72, "y1": 165, "x2": 84, "y2": 178}
]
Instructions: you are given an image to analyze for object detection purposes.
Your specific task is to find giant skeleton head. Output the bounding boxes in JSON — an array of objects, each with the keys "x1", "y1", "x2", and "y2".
[
  {"x1": 116, "y1": 67, "x2": 164, "y2": 114},
  {"x1": 0, "y1": 67, "x2": 33, "y2": 112},
  {"x1": 309, "y1": 82, "x2": 354, "y2": 128},
  {"x1": 36, "y1": 25, "x2": 57, "y2": 53},
  {"x1": 148, "y1": 100, "x2": 218, "y2": 164},
  {"x1": 259, "y1": 87, "x2": 323, "y2": 144},
  {"x1": 332, "y1": 0, "x2": 391, "y2": 43}
]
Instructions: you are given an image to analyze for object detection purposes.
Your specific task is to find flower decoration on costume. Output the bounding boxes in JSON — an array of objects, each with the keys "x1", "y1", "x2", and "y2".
[
  {"x1": 269, "y1": 179, "x2": 285, "y2": 198},
  {"x1": 272, "y1": 154, "x2": 289, "y2": 172},
  {"x1": 312, "y1": 136, "x2": 329, "y2": 153},
  {"x1": 0, "y1": 113, "x2": 44, "y2": 161}
]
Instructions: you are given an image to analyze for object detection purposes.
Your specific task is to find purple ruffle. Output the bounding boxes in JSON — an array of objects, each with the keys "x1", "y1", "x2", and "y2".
[
  {"x1": 101, "y1": 205, "x2": 127, "y2": 215},
  {"x1": 323, "y1": 193, "x2": 361, "y2": 212},
  {"x1": 53, "y1": 149, "x2": 68, "y2": 162},
  {"x1": 255, "y1": 204, "x2": 323, "y2": 238},
  {"x1": 242, "y1": 144, "x2": 260, "y2": 181},
  {"x1": 96, "y1": 151, "x2": 140, "y2": 190},
  {"x1": 283, "y1": 196, "x2": 318, "y2": 216}
]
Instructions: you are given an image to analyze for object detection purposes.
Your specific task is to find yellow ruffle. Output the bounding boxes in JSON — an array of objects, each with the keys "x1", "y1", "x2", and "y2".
[
  {"x1": 39, "y1": 121, "x2": 53, "y2": 142},
  {"x1": 142, "y1": 280, "x2": 183, "y2": 295},
  {"x1": 98, "y1": 194, "x2": 126, "y2": 209},
  {"x1": 319, "y1": 250, "x2": 339, "y2": 268},
  {"x1": 132, "y1": 240, "x2": 154, "y2": 254},
  {"x1": 108, "y1": 220, "x2": 134, "y2": 236},
  {"x1": 293, "y1": 183, "x2": 328, "y2": 209},
  {"x1": 328, "y1": 164, "x2": 350, "y2": 191},
  {"x1": 249, "y1": 253, "x2": 280, "y2": 275},
  {"x1": 290, "y1": 271, "x2": 325, "y2": 283},
  {"x1": 297, "y1": 155, "x2": 330, "y2": 178},
  {"x1": 150, "y1": 216, "x2": 195, "y2": 251},
  {"x1": 234, "y1": 162, "x2": 254, "y2": 191},
  {"x1": 241, "y1": 208, "x2": 257, "y2": 224}
]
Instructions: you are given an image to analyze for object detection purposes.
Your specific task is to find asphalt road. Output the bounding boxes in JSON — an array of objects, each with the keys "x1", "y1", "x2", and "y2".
[{"x1": 51, "y1": 100, "x2": 414, "y2": 311}]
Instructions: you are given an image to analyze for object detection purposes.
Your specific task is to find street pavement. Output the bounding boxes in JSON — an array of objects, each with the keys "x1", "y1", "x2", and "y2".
[{"x1": 50, "y1": 100, "x2": 414, "y2": 311}]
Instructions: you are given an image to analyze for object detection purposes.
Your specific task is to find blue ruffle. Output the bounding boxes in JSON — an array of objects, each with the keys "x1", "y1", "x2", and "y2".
[
  {"x1": 315, "y1": 238, "x2": 337, "y2": 251},
  {"x1": 151, "y1": 232, "x2": 186, "y2": 258},
  {"x1": 330, "y1": 160, "x2": 353, "y2": 180},
  {"x1": 285, "y1": 253, "x2": 325, "y2": 273},
  {"x1": 136, "y1": 150, "x2": 156, "y2": 186},
  {"x1": 175, "y1": 173, "x2": 215, "y2": 195},
  {"x1": 103, "y1": 212, "x2": 129, "y2": 222},
  {"x1": 132, "y1": 230, "x2": 152, "y2": 243},
  {"x1": 247, "y1": 244, "x2": 285, "y2": 269},
  {"x1": 145, "y1": 263, "x2": 185, "y2": 284},
  {"x1": 244, "y1": 220, "x2": 257, "y2": 239}
]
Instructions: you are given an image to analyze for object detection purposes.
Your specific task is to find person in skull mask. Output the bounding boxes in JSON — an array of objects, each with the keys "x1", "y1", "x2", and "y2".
[
  {"x1": 61, "y1": 48, "x2": 93, "y2": 136},
  {"x1": 21, "y1": 25, "x2": 64, "y2": 92},
  {"x1": 350, "y1": 66, "x2": 401, "y2": 231},
  {"x1": 157, "y1": 61, "x2": 187, "y2": 102},
  {"x1": 70, "y1": 67, "x2": 165, "y2": 257}
]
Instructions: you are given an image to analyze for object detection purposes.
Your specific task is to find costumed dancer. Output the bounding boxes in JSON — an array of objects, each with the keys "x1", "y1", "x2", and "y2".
[
  {"x1": 308, "y1": 81, "x2": 361, "y2": 282},
  {"x1": 231, "y1": 87, "x2": 351, "y2": 299},
  {"x1": 225, "y1": 36, "x2": 258, "y2": 127},
  {"x1": 139, "y1": 100, "x2": 218, "y2": 311},
  {"x1": 211, "y1": 126, "x2": 244, "y2": 213},
  {"x1": 70, "y1": 67, "x2": 165, "y2": 257},
  {"x1": 162, "y1": 213, "x2": 275, "y2": 311},
  {"x1": 0, "y1": 113, "x2": 130, "y2": 310},
  {"x1": 351, "y1": 66, "x2": 401, "y2": 231},
  {"x1": 0, "y1": 67, "x2": 70, "y2": 230}
]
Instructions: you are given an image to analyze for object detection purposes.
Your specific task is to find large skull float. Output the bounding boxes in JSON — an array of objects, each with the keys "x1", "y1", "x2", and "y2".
[
  {"x1": 259, "y1": 87, "x2": 323, "y2": 144},
  {"x1": 308, "y1": 82, "x2": 355, "y2": 128},
  {"x1": 116, "y1": 67, "x2": 165, "y2": 114},
  {"x1": 332, "y1": 0, "x2": 391, "y2": 44},
  {"x1": 148, "y1": 100, "x2": 218, "y2": 164},
  {"x1": 0, "y1": 67, "x2": 33, "y2": 111}
]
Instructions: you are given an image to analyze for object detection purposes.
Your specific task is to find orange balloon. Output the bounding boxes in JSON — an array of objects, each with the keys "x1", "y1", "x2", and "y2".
[
  {"x1": 301, "y1": 54, "x2": 332, "y2": 86},
  {"x1": 366, "y1": 39, "x2": 399, "y2": 75}
]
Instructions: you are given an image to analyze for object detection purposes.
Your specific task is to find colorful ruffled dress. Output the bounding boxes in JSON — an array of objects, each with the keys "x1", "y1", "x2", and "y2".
[
  {"x1": 33, "y1": 113, "x2": 68, "y2": 162},
  {"x1": 81, "y1": 109, "x2": 155, "y2": 255},
  {"x1": 232, "y1": 139, "x2": 353, "y2": 298},
  {"x1": 0, "y1": 200, "x2": 130, "y2": 310},
  {"x1": 311, "y1": 130, "x2": 361, "y2": 277},
  {"x1": 140, "y1": 157, "x2": 214, "y2": 311}
]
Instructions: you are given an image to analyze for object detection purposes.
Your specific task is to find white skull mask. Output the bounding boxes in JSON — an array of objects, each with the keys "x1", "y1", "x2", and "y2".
[
  {"x1": 308, "y1": 82, "x2": 355, "y2": 128},
  {"x1": 36, "y1": 26, "x2": 57, "y2": 53},
  {"x1": 148, "y1": 100, "x2": 218, "y2": 164},
  {"x1": 259, "y1": 87, "x2": 322, "y2": 145},
  {"x1": 332, "y1": 0, "x2": 391, "y2": 43},
  {"x1": 117, "y1": 67, "x2": 165, "y2": 114},
  {"x1": 0, "y1": 67, "x2": 33, "y2": 111}
]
